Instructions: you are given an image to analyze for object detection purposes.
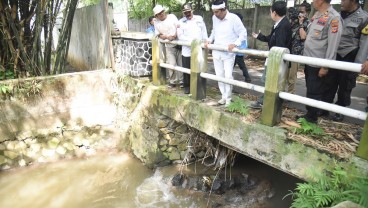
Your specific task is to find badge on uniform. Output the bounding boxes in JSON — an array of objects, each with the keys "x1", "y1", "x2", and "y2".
[
  {"x1": 317, "y1": 17, "x2": 327, "y2": 26},
  {"x1": 362, "y1": 24, "x2": 368, "y2": 35},
  {"x1": 331, "y1": 19, "x2": 339, "y2": 33}
]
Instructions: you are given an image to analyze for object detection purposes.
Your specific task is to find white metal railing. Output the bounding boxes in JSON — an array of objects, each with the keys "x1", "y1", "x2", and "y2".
[
  {"x1": 160, "y1": 62, "x2": 265, "y2": 94},
  {"x1": 283, "y1": 54, "x2": 361, "y2": 73},
  {"x1": 279, "y1": 92, "x2": 367, "y2": 120},
  {"x1": 158, "y1": 39, "x2": 367, "y2": 121}
]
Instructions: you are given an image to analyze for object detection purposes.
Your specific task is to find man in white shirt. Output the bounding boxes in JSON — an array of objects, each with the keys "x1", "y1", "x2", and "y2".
[
  {"x1": 177, "y1": 4, "x2": 208, "y2": 94},
  {"x1": 153, "y1": 5, "x2": 182, "y2": 87},
  {"x1": 205, "y1": 0, "x2": 247, "y2": 107}
]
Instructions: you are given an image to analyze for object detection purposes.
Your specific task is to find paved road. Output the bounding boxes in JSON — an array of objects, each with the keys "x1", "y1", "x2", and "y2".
[{"x1": 205, "y1": 58, "x2": 367, "y2": 126}]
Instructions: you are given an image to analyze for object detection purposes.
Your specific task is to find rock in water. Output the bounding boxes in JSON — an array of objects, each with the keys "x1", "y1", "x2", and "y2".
[{"x1": 171, "y1": 173, "x2": 185, "y2": 186}]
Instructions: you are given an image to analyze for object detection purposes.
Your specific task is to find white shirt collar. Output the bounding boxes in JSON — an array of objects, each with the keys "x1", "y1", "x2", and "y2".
[{"x1": 274, "y1": 16, "x2": 285, "y2": 28}]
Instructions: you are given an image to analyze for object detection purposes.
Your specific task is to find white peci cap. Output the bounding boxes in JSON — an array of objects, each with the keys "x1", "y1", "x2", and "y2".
[{"x1": 153, "y1": 5, "x2": 165, "y2": 16}]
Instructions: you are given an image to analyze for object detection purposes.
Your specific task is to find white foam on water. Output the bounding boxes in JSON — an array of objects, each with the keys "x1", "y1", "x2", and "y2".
[{"x1": 135, "y1": 169, "x2": 183, "y2": 207}]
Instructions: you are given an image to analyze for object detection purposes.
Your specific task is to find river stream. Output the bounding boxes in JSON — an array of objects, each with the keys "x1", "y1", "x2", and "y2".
[{"x1": 0, "y1": 153, "x2": 301, "y2": 208}]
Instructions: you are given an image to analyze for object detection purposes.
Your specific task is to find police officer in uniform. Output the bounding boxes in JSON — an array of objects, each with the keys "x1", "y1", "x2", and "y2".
[
  {"x1": 296, "y1": 0, "x2": 342, "y2": 123},
  {"x1": 321, "y1": 0, "x2": 368, "y2": 122},
  {"x1": 362, "y1": 59, "x2": 368, "y2": 113}
]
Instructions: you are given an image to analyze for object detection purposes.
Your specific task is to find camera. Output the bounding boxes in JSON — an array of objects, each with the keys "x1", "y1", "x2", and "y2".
[{"x1": 288, "y1": 7, "x2": 299, "y2": 21}]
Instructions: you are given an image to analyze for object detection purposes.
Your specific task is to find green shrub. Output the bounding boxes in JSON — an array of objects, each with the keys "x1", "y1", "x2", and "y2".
[
  {"x1": 285, "y1": 166, "x2": 368, "y2": 208},
  {"x1": 296, "y1": 118, "x2": 324, "y2": 136},
  {"x1": 226, "y1": 96, "x2": 249, "y2": 116}
]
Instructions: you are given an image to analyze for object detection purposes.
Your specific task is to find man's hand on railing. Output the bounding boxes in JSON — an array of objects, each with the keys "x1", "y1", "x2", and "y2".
[
  {"x1": 204, "y1": 40, "x2": 210, "y2": 48},
  {"x1": 167, "y1": 35, "x2": 176, "y2": 41},
  {"x1": 158, "y1": 34, "x2": 176, "y2": 41},
  {"x1": 318, "y1": 67, "x2": 329, "y2": 77},
  {"x1": 361, "y1": 60, "x2": 368, "y2": 75},
  {"x1": 228, "y1": 44, "x2": 236, "y2": 51}
]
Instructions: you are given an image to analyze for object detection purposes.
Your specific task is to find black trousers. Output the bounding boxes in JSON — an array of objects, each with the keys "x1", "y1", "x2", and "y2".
[
  {"x1": 182, "y1": 56, "x2": 191, "y2": 88},
  {"x1": 304, "y1": 65, "x2": 325, "y2": 118},
  {"x1": 322, "y1": 49, "x2": 358, "y2": 107},
  {"x1": 234, "y1": 55, "x2": 251, "y2": 79}
]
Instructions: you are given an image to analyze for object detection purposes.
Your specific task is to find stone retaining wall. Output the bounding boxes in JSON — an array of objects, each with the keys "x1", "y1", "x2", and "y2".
[{"x1": 0, "y1": 125, "x2": 118, "y2": 170}]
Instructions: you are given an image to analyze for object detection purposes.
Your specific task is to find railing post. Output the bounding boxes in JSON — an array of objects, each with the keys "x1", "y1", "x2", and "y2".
[
  {"x1": 261, "y1": 47, "x2": 289, "y2": 126},
  {"x1": 152, "y1": 37, "x2": 166, "y2": 85},
  {"x1": 190, "y1": 39, "x2": 207, "y2": 100},
  {"x1": 356, "y1": 115, "x2": 368, "y2": 160}
]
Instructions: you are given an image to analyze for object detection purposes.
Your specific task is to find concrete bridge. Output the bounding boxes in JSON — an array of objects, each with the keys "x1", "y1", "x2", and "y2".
[
  {"x1": 0, "y1": 68, "x2": 367, "y2": 181},
  {"x1": 1, "y1": 33, "x2": 367, "y2": 181},
  {"x1": 137, "y1": 81, "x2": 368, "y2": 180},
  {"x1": 111, "y1": 33, "x2": 368, "y2": 180},
  {"x1": 147, "y1": 36, "x2": 368, "y2": 180}
]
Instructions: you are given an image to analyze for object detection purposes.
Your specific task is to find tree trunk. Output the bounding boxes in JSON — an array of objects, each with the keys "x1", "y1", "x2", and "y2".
[{"x1": 53, "y1": 0, "x2": 78, "y2": 74}]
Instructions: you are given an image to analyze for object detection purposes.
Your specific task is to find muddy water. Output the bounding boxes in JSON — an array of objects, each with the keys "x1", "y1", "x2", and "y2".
[{"x1": 0, "y1": 153, "x2": 301, "y2": 208}]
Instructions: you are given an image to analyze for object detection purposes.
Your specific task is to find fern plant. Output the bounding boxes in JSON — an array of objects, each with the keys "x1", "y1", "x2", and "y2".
[
  {"x1": 296, "y1": 118, "x2": 325, "y2": 136},
  {"x1": 226, "y1": 96, "x2": 249, "y2": 116},
  {"x1": 285, "y1": 166, "x2": 368, "y2": 208}
]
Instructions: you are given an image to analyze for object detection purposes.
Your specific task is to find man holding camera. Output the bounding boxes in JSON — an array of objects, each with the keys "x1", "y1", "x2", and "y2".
[{"x1": 288, "y1": 2, "x2": 311, "y2": 94}]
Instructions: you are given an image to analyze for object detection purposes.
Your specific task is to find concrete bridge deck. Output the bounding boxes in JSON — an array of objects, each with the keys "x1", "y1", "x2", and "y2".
[
  {"x1": 211, "y1": 57, "x2": 367, "y2": 126},
  {"x1": 146, "y1": 80, "x2": 368, "y2": 180}
]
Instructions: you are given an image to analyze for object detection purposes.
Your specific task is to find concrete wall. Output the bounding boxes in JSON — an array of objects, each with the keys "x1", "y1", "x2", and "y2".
[
  {"x1": 127, "y1": 4, "x2": 341, "y2": 51},
  {"x1": 67, "y1": 0, "x2": 111, "y2": 70},
  {"x1": 0, "y1": 70, "x2": 116, "y2": 141},
  {"x1": 127, "y1": 7, "x2": 273, "y2": 51}
]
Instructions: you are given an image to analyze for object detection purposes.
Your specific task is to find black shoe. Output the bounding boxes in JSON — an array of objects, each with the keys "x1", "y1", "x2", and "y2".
[
  {"x1": 168, "y1": 83, "x2": 176, "y2": 88},
  {"x1": 355, "y1": 130, "x2": 362, "y2": 141},
  {"x1": 295, "y1": 114, "x2": 317, "y2": 123},
  {"x1": 317, "y1": 110, "x2": 329, "y2": 117},
  {"x1": 245, "y1": 77, "x2": 252, "y2": 83},
  {"x1": 184, "y1": 87, "x2": 190, "y2": 94},
  {"x1": 250, "y1": 101, "x2": 262, "y2": 109},
  {"x1": 332, "y1": 113, "x2": 344, "y2": 122},
  {"x1": 180, "y1": 84, "x2": 184, "y2": 88}
]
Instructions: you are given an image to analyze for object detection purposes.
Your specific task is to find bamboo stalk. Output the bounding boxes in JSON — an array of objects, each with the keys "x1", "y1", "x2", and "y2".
[{"x1": 4, "y1": 6, "x2": 34, "y2": 76}]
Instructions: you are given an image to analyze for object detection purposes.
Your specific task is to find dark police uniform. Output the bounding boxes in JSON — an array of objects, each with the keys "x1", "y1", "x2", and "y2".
[
  {"x1": 302, "y1": 6, "x2": 342, "y2": 121},
  {"x1": 323, "y1": 7, "x2": 368, "y2": 110}
]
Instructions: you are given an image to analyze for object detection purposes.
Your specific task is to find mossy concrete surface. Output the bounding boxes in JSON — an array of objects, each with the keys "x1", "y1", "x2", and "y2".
[
  {"x1": 0, "y1": 70, "x2": 116, "y2": 142},
  {"x1": 140, "y1": 84, "x2": 368, "y2": 180}
]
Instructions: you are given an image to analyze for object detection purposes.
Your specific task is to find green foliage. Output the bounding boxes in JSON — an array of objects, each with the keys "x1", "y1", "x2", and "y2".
[
  {"x1": 285, "y1": 166, "x2": 368, "y2": 208},
  {"x1": 226, "y1": 96, "x2": 249, "y2": 116},
  {"x1": 128, "y1": 0, "x2": 182, "y2": 19},
  {"x1": 0, "y1": 79, "x2": 43, "y2": 100},
  {"x1": 0, "y1": 70, "x2": 15, "y2": 80},
  {"x1": 79, "y1": 0, "x2": 101, "y2": 7},
  {"x1": 15, "y1": 80, "x2": 43, "y2": 98},
  {"x1": 0, "y1": 84, "x2": 13, "y2": 96},
  {"x1": 296, "y1": 118, "x2": 325, "y2": 136}
]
